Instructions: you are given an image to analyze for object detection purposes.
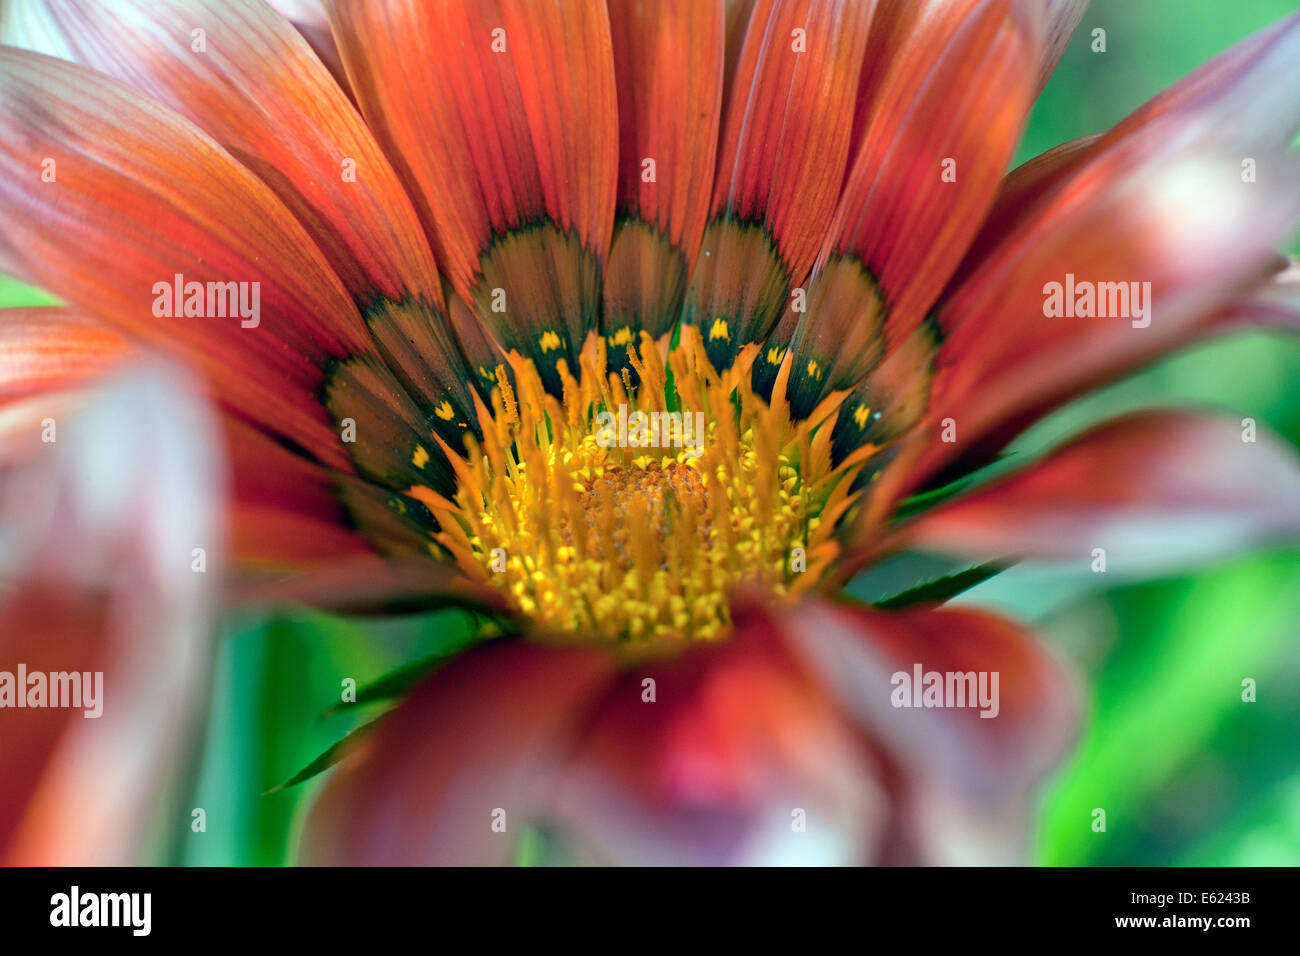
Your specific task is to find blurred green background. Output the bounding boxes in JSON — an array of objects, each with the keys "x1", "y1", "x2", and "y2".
[
  {"x1": 1008, "y1": 0, "x2": 1300, "y2": 866},
  {"x1": 2, "y1": 0, "x2": 1299, "y2": 865}
]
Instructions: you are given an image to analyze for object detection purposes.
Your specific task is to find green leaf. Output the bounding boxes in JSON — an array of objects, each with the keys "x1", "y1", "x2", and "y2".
[
  {"x1": 322, "y1": 638, "x2": 475, "y2": 715},
  {"x1": 872, "y1": 561, "x2": 1007, "y2": 609},
  {"x1": 264, "y1": 719, "x2": 382, "y2": 794}
]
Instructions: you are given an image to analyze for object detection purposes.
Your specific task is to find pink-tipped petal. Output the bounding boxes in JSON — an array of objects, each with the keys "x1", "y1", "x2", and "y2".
[
  {"x1": 552, "y1": 623, "x2": 888, "y2": 865},
  {"x1": 1209, "y1": 257, "x2": 1300, "y2": 335},
  {"x1": 772, "y1": 596, "x2": 1080, "y2": 865},
  {"x1": 265, "y1": 0, "x2": 349, "y2": 90},
  {"x1": 907, "y1": 150, "x2": 1300, "y2": 494},
  {"x1": 902, "y1": 410, "x2": 1300, "y2": 575},
  {"x1": 1037, "y1": 0, "x2": 1089, "y2": 93}
]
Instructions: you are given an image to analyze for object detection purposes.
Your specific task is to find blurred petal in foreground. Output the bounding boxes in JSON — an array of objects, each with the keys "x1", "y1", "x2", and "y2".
[{"x1": 0, "y1": 363, "x2": 222, "y2": 864}]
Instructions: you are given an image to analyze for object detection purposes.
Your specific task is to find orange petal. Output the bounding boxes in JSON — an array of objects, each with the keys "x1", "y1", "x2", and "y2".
[
  {"x1": 684, "y1": 0, "x2": 877, "y2": 368},
  {"x1": 782, "y1": 0, "x2": 1041, "y2": 415},
  {"x1": 4, "y1": 0, "x2": 444, "y2": 307},
  {"x1": 0, "y1": 364, "x2": 220, "y2": 864},
  {"x1": 0, "y1": 306, "x2": 130, "y2": 404},
  {"x1": 602, "y1": 0, "x2": 724, "y2": 342},
  {"x1": 902, "y1": 411, "x2": 1300, "y2": 575},
  {"x1": 265, "y1": 0, "x2": 351, "y2": 93},
  {"x1": 0, "y1": 49, "x2": 373, "y2": 470},
  {"x1": 721, "y1": 0, "x2": 760, "y2": 118},
  {"x1": 325, "y1": 0, "x2": 618, "y2": 391}
]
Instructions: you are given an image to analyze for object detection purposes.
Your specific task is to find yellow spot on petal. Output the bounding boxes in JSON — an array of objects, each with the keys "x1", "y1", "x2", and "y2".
[
  {"x1": 766, "y1": 345, "x2": 786, "y2": 365},
  {"x1": 806, "y1": 359, "x2": 822, "y2": 381},
  {"x1": 434, "y1": 400, "x2": 455, "y2": 421},
  {"x1": 539, "y1": 330, "x2": 563, "y2": 353},
  {"x1": 708, "y1": 317, "x2": 730, "y2": 342},
  {"x1": 854, "y1": 404, "x2": 871, "y2": 430},
  {"x1": 412, "y1": 444, "x2": 430, "y2": 468},
  {"x1": 608, "y1": 325, "x2": 634, "y2": 347}
]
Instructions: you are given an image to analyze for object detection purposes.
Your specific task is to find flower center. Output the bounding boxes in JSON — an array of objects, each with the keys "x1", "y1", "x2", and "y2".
[{"x1": 426, "y1": 326, "x2": 854, "y2": 643}]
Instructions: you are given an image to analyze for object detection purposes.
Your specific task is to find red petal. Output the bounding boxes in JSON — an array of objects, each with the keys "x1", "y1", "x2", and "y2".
[
  {"x1": 768, "y1": 595, "x2": 1079, "y2": 864},
  {"x1": 958, "y1": 14, "x2": 1300, "y2": 291},
  {"x1": 902, "y1": 16, "x2": 1300, "y2": 491},
  {"x1": 303, "y1": 627, "x2": 889, "y2": 865},
  {"x1": 220, "y1": 416, "x2": 377, "y2": 567},
  {"x1": 902, "y1": 410, "x2": 1300, "y2": 574},
  {"x1": 552, "y1": 622, "x2": 888, "y2": 865},
  {"x1": 299, "y1": 641, "x2": 614, "y2": 865},
  {"x1": 231, "y1": 554, "x2": 505, "y2": 614},
  {"x1": 301, "y1": 593, "x2": 1077, "y2": 864},
  {"x1": 910, "y1": 150, "x2": 1300, "y2": 492}
]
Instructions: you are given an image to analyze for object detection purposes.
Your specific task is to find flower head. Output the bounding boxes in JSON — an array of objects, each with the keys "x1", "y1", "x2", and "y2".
[{"x1": 2, "y1": 0, "x2": 1300, "y2": 865}]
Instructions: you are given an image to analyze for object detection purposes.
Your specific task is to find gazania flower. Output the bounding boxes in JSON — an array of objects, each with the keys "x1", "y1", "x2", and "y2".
[{"x1": 1, "y1": 0, "x2": 1299, "y2": 865}]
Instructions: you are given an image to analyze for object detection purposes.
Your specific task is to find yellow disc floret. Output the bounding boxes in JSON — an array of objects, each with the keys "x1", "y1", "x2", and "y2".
[{"x1": 424, "y1": 325, "x2": 865, "y2": 643}]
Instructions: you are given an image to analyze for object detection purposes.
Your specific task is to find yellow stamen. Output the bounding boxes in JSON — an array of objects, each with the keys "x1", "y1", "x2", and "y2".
[{"x1": 429, "y1": 326, "x2": 861, "y2": 644}]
